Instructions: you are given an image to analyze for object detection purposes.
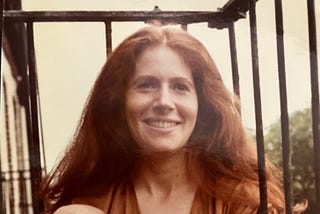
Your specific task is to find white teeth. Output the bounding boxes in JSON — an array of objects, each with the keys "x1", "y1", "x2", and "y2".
[{"x1": 147, "y1": 121, "x2": 177, "y2": 128}]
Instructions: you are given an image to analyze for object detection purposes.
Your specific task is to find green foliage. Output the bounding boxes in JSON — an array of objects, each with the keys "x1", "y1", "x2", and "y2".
[{"x1": 264, "y1": 108, "x2": 316, "y2": 213}]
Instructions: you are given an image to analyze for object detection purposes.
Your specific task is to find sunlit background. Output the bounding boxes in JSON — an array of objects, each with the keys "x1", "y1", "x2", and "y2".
[{"x1": 14, "y1": 0, "x2": 318, "y2": 170}]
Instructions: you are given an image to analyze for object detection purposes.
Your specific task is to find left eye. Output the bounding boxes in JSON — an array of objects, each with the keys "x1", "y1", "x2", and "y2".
[{"x1": 173, "y1": 83, "x2": 189, "y2": 91}]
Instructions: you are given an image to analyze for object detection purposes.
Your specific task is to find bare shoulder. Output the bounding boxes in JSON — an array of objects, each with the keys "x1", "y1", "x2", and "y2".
[{"x1": 54, "y1": 204, "x2": 105, "y2": 214}]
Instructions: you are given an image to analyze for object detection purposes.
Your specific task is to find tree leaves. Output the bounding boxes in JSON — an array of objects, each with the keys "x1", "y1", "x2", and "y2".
[{"x1": 264, "y1": 108, "x2": 316, "y2": 213}]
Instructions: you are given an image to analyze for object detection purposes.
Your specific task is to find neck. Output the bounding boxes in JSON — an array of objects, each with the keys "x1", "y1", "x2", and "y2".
[{"x1": 133, "y1": 149, "x2": 196, "y2": 196}]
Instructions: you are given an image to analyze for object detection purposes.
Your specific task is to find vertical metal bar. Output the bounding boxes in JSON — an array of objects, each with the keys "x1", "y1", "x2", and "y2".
[
  {"x1": 274, "y1": 1, "x2": 293, "y2": 213},
  {"x1": 228, "y1": 22, "x2": 240, "y2": 98},
  {"x1": 0, "y1": 0, "x2": 3, "y2": 99},
  {"x1": 307, "y1": 0, "x2": 320, "y2": 211},
  {"x1": 26, "y1": 21, "x2": 44, "y2": 214},
  {"x1": 249, "y1": 0, "x2": 268, "y2": 213},
  {"x1": 105, "y1": 21, "x2": 112, "y2": 58},
  {"x1": 0, "y1": 1, "x2": 5, "y2": 212},
  {"x1": 181, "y1": 24, "x2": 188, "y2": 31},
  {"x1": 21, "y1": 61, "x2": 34, "y2": 214}
]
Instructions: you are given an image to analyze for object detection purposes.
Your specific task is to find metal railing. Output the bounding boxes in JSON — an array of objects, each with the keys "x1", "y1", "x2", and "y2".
[{"x1": 0, "y1": 0, "x2": 319, "y2": 213}]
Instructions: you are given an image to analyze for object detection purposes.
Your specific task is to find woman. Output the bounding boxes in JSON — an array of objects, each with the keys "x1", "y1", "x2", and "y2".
[{"x1": 41, "y1": 26, "x2": 300, "y2": 213}]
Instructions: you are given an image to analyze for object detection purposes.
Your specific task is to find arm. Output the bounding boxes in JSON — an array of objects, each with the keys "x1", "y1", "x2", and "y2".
[{"x1": 54, "y1": 204, "x2": 105, "y2": 214}]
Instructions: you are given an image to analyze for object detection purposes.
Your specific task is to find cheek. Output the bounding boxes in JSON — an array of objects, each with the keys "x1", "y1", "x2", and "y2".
[
  {"x1": 183, "y1": 96, "x2": 199, "y2": 124},
  {"x1": 125, "y1": 93, "x2": 149, "y2": 131},
  {"x1": 124, "y1": 96, "x2": 150, "y2": 147}
]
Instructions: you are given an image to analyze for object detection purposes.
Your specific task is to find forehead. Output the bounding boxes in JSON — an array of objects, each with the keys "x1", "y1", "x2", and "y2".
[{"x1": 133, "y1": 46, "x2": 193, "y2": 80}]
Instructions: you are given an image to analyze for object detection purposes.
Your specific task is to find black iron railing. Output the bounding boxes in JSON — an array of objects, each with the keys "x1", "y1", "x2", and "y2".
[{"x1": 0, "y1": 0, "x2": 318, "y2": 213}]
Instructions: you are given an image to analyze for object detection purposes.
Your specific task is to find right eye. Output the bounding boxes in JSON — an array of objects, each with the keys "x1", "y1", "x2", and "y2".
[
  {"x1": 131, "y1": 76, "x2": 159, "y2": 92},
  {"x1": 137, "y1": 81, "x2": 156, "y2": 89}
]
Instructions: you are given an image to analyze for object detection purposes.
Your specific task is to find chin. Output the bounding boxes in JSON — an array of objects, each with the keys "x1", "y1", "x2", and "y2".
[{"x1": 140, "y1": 145, "x2": 186, "y2": 156}]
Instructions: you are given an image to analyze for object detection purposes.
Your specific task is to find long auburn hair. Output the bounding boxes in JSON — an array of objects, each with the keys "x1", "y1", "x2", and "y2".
[{"x1": 41, "y1": 26, "x2": 286, "y2": 213}]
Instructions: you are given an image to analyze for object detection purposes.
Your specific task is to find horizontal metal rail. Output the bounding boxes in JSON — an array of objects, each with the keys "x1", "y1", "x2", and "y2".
[{"x1": 3, "y1": 10, "x2": 227, "y2": 24}]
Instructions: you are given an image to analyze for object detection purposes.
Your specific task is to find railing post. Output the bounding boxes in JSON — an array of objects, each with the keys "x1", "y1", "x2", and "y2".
[
  {"x1": 0, "y1": 0, "x2": 5, "y2": 212},
  {"x1": 26, "y1": 21, "x2": 44, "y2": 214},
  {"x1": 307, "y1": 0, "x2": 320, "y2": 211},
  {"x1": 181, "y1": 24, "x2": 188, "y2": 31},
  {"x1": 105, "y1": 21, "x2": 112, "y2": 58},
  {"x1": 228, "y1": 22, "x2": 240, "y2": 98},
  {"x1": 274, "y1": 0, "x2": 293, "y2": 213},
  {"x1": 248, "y1": 0, "x2": 268, "y2": 212}
]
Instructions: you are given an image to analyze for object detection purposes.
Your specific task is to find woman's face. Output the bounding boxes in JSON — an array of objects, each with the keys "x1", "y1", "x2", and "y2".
[{"x1": 125, "y1": 46, "x2": 198, "y2": 154}]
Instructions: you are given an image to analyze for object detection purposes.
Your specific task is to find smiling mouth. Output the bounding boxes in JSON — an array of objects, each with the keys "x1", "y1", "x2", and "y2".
[{"x1": 143, "y1": 119, "x2": 180, "y2": 128}]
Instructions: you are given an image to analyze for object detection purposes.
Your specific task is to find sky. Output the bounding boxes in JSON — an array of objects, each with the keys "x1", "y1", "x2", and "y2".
[{"x1": 4, "y1": 0, "x2": 319, "y2": 169}]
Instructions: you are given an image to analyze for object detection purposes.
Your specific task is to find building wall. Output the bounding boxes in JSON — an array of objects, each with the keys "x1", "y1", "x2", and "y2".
[{"x1": 1, "y1": 57, "x2": 32, "y2": 214}]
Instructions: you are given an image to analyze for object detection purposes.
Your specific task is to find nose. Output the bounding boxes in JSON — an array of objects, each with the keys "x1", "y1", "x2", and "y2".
[{"x1": 152, "y1": 86, "x2": 174, "y2": 114}]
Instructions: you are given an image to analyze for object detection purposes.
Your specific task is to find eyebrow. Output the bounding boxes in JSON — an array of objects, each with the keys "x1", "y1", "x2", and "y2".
[{"x1": 129, "y1": 75, "x2": 157, "y2": 86}]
